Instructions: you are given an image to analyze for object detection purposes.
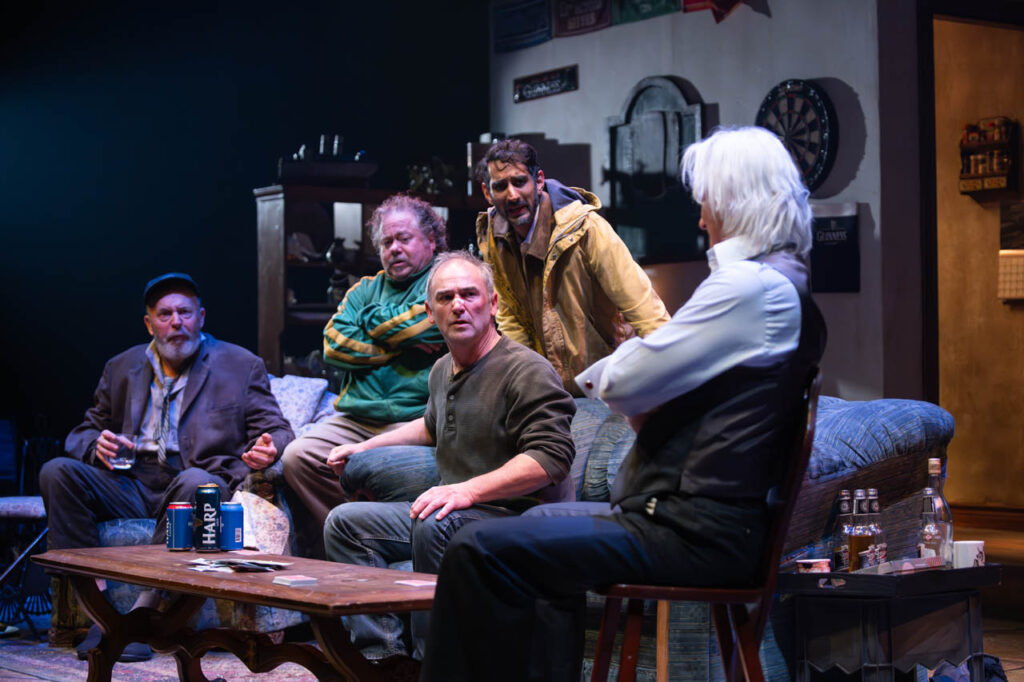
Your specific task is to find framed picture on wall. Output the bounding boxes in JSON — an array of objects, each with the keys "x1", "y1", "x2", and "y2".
[{"x1": 607, "y1": 76, "x2": 706, "y2": 263}]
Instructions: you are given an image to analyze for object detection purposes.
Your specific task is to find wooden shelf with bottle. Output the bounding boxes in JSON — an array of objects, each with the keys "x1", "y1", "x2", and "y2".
[{"x1": 958, "y1": 117, "x2": 1019, "y2": 198}]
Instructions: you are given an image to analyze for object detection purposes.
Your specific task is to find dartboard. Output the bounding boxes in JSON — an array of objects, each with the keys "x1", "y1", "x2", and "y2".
[{"x1": 755, "y1": 79, "x2": 838, "y2": 192}]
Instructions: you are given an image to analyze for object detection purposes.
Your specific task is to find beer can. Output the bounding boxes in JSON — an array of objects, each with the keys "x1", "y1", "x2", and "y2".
[
  {"x1": 166, "y1": 502, "x2": 193, "y2": 551},
  {"x1": 194, "y1": 483, "x2": 221, "y2": 552},
  {"x1": 220, "y1": 502, "x2": 244, "y2": 550}
]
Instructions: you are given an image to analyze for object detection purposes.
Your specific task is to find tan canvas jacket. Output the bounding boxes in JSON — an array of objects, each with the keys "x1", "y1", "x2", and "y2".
[{"x1": 476, "y1": 181, "x2": 670, "y2": 394}]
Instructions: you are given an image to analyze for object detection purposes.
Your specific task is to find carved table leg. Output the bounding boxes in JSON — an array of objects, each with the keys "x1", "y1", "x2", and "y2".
[
  {"x1": 311, "y1": 615, "x2": 384, "y2": 682},
  {"x1": 68, "y1": 576, "x2": 207, "y2": 682},
  {"x1": 69, "y1": 574, "x2": 394, "y2": 681},
  {"x1": 173, "y1": 648, "x2": 213, "y2": 682},
  {"x1": 173, "y1": 626, "x2": 345, "y2": 681}
]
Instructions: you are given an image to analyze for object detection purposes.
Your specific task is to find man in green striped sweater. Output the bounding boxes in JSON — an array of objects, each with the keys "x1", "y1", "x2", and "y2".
[{"x1": 282, "y1": 194, "x2": 447, "y2": 557}]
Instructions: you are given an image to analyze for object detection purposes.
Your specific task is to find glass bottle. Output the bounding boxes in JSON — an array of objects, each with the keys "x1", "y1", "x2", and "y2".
[
  {"x1": 828, "y1": 489, "x2": 853, "y2": 572},
  {"x1": 917, "y1": 487, "x2": 953, "y2": 567},
  {"x1": 866, "y1": 488, "x2": 887, "y2": 566},
  {"x1": 848, "y1": 489, "x2": 873, "y2": 571},
  {"x1": 918, "y1": 487, "x2": 942, "y2": 560},
  {"x1": 927, "y1": 458, "x2": 954, "y2": 531}
]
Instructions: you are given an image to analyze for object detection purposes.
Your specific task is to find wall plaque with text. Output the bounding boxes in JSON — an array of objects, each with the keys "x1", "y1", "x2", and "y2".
[{"x1": 513, "y1": 65, "x2": 579, "y2": 103}]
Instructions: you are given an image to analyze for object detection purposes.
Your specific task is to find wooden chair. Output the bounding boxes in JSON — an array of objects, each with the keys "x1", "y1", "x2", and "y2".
[{"x1": 591, "y1": 368, "x2": 823, "y2": 682}]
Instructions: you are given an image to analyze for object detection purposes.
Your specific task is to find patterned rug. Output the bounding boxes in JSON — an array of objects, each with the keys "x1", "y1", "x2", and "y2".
[{"x1": 0, "y1": 637, "x2": 317, "y2": 681}]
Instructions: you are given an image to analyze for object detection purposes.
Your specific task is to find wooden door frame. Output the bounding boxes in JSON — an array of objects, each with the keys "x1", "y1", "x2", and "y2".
[{"x1": 917, "y1": 0, "x2": 1024, "y2": 403}]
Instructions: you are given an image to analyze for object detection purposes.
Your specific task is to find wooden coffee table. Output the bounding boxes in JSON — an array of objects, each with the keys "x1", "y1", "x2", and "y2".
[{"x1": 33, "y1": 545, "x2": 436, "y2": 682}]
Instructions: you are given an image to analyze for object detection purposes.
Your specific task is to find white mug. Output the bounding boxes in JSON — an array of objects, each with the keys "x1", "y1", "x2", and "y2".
[
  {"x1": 797, "y1": 558, "x2": 831, "y2": 574},
  {"x1": 953, "y1": 540, "x2": 985, "y2": 569}
]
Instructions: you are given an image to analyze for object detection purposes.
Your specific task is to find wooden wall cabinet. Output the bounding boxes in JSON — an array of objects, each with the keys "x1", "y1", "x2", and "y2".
[
  {"x1": 254, "y1": 184, "x2": 486, "y2": 375},
  {"x1": 958, "y1": 117, "x2": 1019, "y2": 200}
]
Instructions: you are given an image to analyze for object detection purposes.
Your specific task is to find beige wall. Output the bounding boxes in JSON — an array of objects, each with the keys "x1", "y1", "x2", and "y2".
[
  {"x1": 489, "y1": 0, "x2": 887, "y2": 401},
  {"x1": 934, "y1": 18, "x2": 1024, "y2": 509}
]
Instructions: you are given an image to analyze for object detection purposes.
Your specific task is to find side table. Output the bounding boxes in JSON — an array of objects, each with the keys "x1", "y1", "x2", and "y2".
[{"x1": 777, "y1": 564, "x2": 1001, "y2": 681}]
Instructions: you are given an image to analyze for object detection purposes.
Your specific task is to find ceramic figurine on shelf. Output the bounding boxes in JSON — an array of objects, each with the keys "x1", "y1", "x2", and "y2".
[{"x1": 286, "y1": 232, "x2": 321, "y2": 263}]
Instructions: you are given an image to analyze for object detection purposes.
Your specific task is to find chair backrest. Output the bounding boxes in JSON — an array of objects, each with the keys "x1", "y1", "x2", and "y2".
[
  {"x1": 756, "y1": 367, "x2": 822, "y2": 589},
  {"x1": 20, "y1": 436, "x2": 63, "y2": 496}
]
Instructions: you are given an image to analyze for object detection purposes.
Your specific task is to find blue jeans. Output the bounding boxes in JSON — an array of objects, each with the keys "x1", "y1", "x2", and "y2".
[{"x1": 323, "y1": 498, "x2": 516, "y2": 660}]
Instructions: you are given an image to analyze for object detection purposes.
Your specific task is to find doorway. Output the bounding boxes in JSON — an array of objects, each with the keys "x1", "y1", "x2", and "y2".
[{"x1": 930, "y1": 14, "x2": 1024, "y2": 513}]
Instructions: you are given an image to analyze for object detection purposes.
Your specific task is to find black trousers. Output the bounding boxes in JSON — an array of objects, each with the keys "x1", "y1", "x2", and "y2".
[
  {"x1": 420, "y1": 496, "x2": 766, "y2": 682},
  {"x1": 39, "y1": 455, "x2": 230, "y2": 550}
]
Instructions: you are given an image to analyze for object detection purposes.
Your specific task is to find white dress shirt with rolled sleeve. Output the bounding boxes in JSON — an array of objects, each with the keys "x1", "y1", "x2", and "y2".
[{"x1": 575, "y1": 237, "x2": 803, "y2": 417}]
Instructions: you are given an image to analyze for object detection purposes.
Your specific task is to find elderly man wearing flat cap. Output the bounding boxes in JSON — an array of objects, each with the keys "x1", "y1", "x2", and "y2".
[{"x1": 39, "y1": 272, "x2": 294, "y2": 662}]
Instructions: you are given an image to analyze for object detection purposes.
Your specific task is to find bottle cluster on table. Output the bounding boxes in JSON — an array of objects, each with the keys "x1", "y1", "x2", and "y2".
[
  {"x1": 834, "y1": 488, "x2": 888, "y2": 571},
  {"x1": 825, "y1": 457, "x2": 953, "y2": 573}
]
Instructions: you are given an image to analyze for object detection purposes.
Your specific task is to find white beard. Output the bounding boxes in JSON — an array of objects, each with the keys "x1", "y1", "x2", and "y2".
[{"x1": 154, "y1": 334, "x2": 201, "y2": 368}]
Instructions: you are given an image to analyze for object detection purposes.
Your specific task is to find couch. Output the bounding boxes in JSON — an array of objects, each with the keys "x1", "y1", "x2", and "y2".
[{"x1": 49, "y1": 375, "x2": 956, "y2": 682}]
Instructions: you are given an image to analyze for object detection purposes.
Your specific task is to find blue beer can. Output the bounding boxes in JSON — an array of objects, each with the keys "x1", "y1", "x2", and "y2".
[
  {"x1": 194, "y1": 483, "x2": 221, "y2": 552},
  {"x1": 220, "y1": 502, "x2": 244, "y2": 550},
  {"x1": 166, "y1": 502, "x2": 193, "y2": 551}
]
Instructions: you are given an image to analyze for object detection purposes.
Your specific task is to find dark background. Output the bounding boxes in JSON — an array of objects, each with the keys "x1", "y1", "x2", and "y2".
[{"x1": 0, "y1": 1, "x2": 490, "y2": 439}]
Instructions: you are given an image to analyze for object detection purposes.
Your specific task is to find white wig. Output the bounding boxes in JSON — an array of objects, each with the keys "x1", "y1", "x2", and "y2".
[{"x1": 680, "y1": 126, "x2": 813, "y2": 259}]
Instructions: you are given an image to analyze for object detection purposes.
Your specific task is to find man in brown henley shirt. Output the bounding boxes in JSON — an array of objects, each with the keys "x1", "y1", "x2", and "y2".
[{"x1": 321, "y1": 250, "x2": 576, "y2": 666}]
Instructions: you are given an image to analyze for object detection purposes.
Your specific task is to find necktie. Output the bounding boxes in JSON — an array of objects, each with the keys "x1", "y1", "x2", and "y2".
[{"x1": 155, "y1": 375, "x2": 178, "y2": 465}]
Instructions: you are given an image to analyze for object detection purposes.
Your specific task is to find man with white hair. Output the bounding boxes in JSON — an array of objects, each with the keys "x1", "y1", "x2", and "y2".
[{"x1": 421, "y1": 126, "x2": 829, "y2": 681}]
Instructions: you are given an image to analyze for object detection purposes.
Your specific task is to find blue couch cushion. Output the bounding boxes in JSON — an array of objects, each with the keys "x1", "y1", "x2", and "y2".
[
  {"x1": 569, "y1": 399, "x2": 612, "y2": 500},
  {"x1": 582, "y1": 413, "x2": 635, "y2": 503},
  {"x1": 97, "y1": 517, "x2": 156, "y2": 546},
  {"x1": 268, "y1": 375, "x2": 328, "y2": 433},
  {"x1": 570, "y1": 399, "x2": 636, "y2": 502},
  {"x1": 809, "y1": 397, "x2": 955, "y2": 480}
]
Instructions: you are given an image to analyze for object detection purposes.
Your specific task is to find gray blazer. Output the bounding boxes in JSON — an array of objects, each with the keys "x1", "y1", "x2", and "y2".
[{"x1": 65, "y1": 335, "x2": 294, "y2": 492}]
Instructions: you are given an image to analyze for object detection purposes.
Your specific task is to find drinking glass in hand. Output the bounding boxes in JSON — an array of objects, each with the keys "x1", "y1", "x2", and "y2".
[{"x1": 110, "y1": 434, "x2": 139, "y2": 470}]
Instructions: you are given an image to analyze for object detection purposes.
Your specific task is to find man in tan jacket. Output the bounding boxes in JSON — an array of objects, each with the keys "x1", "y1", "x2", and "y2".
[{"x1": 476, "y1": 138, "x2": 670, "y2": 394}]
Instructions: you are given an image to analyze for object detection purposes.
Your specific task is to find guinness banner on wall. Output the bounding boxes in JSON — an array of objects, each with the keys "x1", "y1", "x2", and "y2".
[
  {"x1": 810, "y1": 203, "x2": 859, "y2": 293},
  {"x1": 493, "y1": 0, "x2": 552, "y2": 53},
  {"x1": 612, "y1": 0, "x2": 678, "y2": 24},
  {"x1": 553, "y1": 0, "x2": 612, "y2": 37},
  {"x1": 495, "y1": 0, "x2": 742, "y2": 54}
]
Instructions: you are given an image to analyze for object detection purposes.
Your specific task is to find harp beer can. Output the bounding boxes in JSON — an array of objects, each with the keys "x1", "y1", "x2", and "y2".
[
  {"x1": 220, "y1": 502, "x2": 244, "y2": 550},
  {"x1": 166, "y1": 502, "x2": 193, "y2": 551},
  {"x1": 195, "y1": 483, "x2": 221, "y2": 552}
]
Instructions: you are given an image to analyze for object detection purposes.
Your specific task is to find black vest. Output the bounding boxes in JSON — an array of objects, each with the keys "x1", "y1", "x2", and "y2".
[{"x1": 610, "y1": 251, "x2": 827, "y2": 511}]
